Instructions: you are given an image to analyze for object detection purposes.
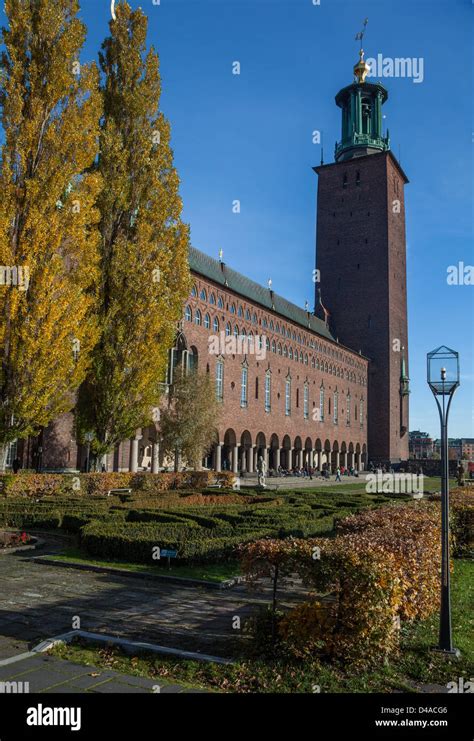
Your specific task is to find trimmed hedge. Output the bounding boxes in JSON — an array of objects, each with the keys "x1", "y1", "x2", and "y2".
[
  {"x1": 80, "y1": 520, "x2": 263, "y2": 563},
  {"x1": 0, "y1": 471, "x2": 236, "y2": 498}
]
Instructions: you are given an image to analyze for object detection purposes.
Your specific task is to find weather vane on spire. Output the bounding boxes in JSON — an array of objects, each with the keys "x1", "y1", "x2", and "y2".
[{"x1": 355, "y1": 18, "x2": 369, "y2": 50}]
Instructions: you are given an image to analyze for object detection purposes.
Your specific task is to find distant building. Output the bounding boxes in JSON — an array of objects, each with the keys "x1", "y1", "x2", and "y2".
[
  {"x1": 461, "y1": 438, "x2": 474, "y2": 459},
  {"x1": 409, "y1": 430, "x2": 434, "y2": 459},
  {"x1": 432, "y1": 438, "x2": 472, "y2": 460}
]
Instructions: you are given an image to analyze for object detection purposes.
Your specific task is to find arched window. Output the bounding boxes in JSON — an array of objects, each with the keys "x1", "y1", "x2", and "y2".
[
  {"x1": 217, "y1": 296, "x2": 224, "y2": 309},
  {"x1": 304, "y1": 383, "x2": 309, "y2": 420},
  {"x1": 319, "y1": 385, "x2": 325, "y2": 421},
  {"x1": 283, "y1": 345, "x2": 288, "y2": 358},
  {"x1": 204, "y1": 313, "x2": 210, "y2": 330},
  {"x1": 262, "y1": 318, "x2": 267, "y2": 329},
  {"x1": 230, "y1": 303, "x2": 236, "y2": 314},
  {"x1": 209, "y1": 293, "x2": 216, "y2": 305},
  {"x1": 190, "y1": 285, "x2": 197, "y2": 297},
  {"x1": 246, "y1": 309, "x2": 251, "y2": 321},
  {"x1": 346, "y1": 393, "x2": 351, "y2": 425},
  {"x1": 266, "y1": 337, "x2": 270, "y2": 351},
  {"x1": 271, "y1": 340, "x2": 276, "y2": 353},
  {"x1": 238, "y1": 305, "x2": 243, "y2": 318},
  {"x1": 285, "y1": 377, "x2": 291, "y2": 416},
  {"x1": 360, "y1": 398, "x2": 364, "y2": 427},
  {"x1": 252, "y1": 313, "x2": 258, "y2": 325},
  {"x1": 225, "y1": 322, "x2": 231, "y2": 337},
  {"x1": 194, "y1": 309, "x2": 202, "y2": 326},
  {"x1": 334, "y1": 390, "x2": 339, "y2": 424},
  {"x1": 304, "y1": 354, "x2": 308, "y2": 366},
  {"x1": 215, "y1": 360, "x2": 224, "y2": 402},
  {"x1": 233, "y1": 325, "x2": 239, "y2": 338},
  {"x1": 277, "y1": 343, "x2": 282, "y2": 355},
  {"x1": 240, "y1": 365, "x2": 248, "y2": 408},
  {"x1": 213, "y1": 316, "x2": 219, "y2": 332},
  {"x1": 185, "y1": 305, "x2": 192, "y2": 322},
  {"x1": 199, "y1": 288, "x2": 207, "y2": 301},
  {"x1": 289, "y1": 347, "x2": 293, "y2": 360},
  {"x1": 275, "y1": 323, "x2": 280, "y2": 334},
  {"x1": 299, "y1": 351, "x2": 303, "y2": 363},
  {"x1": 265, "y1": 372, "x2": 271, "y2": 413},
  {"x1": 269, "y1": 320, "x2": 274, "y2": 332}
]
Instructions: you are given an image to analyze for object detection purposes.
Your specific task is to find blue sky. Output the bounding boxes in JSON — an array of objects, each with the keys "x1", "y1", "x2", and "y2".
[{"x1": 1, "y1": 0, "x2": 473, "y2": 439}]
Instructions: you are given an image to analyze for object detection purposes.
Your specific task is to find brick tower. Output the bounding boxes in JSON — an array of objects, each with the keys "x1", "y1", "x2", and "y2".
[{"x1": 314, "y1": 49, "x2": 409, "y2": 463}]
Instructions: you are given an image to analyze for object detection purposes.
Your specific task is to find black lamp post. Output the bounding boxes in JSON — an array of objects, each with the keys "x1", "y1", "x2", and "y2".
[{"x1": 427, "y1": 345, "x2": 460, "y2": 656}]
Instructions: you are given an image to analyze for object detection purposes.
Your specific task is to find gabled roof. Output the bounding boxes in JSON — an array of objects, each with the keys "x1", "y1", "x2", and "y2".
[{"x1": 189, "y1": 246, "x2": 335, "y2": 341}]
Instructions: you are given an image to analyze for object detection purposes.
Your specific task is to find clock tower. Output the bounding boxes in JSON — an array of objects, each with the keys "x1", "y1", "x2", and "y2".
[{"x1": 314, "y1": 49, "x2": 409, "y2": 463}]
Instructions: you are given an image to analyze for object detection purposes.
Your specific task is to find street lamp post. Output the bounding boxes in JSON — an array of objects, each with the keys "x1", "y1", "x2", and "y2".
[{"x1": 427, "y1": 346, "x2": 460, "y2": 656}]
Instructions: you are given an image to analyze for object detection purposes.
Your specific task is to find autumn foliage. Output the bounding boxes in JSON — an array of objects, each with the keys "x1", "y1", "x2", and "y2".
[{"x1": 240, "y1": 503, "x2": 443, "y2": 667}]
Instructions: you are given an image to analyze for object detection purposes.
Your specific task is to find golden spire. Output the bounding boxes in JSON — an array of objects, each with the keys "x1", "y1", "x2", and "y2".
[{"x1": 353, "y1": 48, "x2": 370, "y2": 84}]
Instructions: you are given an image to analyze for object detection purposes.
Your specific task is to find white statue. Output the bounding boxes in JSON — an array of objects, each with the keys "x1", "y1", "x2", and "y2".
[{"x1": 257, "y1": 455, "x2": 267, "y2": 488}]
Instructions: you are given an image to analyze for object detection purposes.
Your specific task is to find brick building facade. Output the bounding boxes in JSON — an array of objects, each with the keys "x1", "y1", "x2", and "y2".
[{"x1": 12, "y1": 50, "x2": 410, "y2": 473}]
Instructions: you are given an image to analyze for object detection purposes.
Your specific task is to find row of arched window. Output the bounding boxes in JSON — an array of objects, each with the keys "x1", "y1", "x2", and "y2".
[
  {"x1": 187, "y1": 291, "x2": 366, "y2": 371},
  {"x1": 215, "y1": 358, "x2": 364, "y2": 426},
  {"x1": 184, "y1": 306, "x2": 366, "y2": 385}
]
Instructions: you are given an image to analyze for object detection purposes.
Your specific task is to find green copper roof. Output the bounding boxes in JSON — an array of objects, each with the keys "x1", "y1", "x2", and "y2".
[{"x1": 189, "y1": 246, "x2": 335, "y2": 341}]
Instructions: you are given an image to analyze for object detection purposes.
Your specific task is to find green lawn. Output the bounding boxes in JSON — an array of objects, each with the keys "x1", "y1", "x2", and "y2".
[
  {"x1": 45, "y1": 547, "x2": 239, "y2": 583},
  {"x1": 50, "y1": 558, "x2": 473, "y2": 694}
]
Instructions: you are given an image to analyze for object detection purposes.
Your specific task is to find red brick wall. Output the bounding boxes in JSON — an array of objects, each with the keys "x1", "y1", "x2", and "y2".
[
  {"x1": 184, "y1": 274, "x2": 368, "y2": 461},
  {"x1": 314, "y1": 151, "x2": 409, "y2": 462}
]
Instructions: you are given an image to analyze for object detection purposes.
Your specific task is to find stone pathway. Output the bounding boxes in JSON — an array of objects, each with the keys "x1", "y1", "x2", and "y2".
[
  {"x1": 0, "y1": 652, "x2": 202, "y2": 693},
  {"x1": 0, "y1": 535, "x2": 306, "y2": 660}
]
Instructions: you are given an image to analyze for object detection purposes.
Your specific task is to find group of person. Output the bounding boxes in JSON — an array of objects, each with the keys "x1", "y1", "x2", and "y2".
[{"x1": 272, "y1": 464, "x2": 359, "y2": 480}]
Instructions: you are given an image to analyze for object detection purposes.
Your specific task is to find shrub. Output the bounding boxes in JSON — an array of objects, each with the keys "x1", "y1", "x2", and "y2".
[
  {"x1": 239, "y1": 503, "x2": 441, "y2": 668},
  {"x1": 0, "y1": 471, "x2": 236, "y2": 498}
]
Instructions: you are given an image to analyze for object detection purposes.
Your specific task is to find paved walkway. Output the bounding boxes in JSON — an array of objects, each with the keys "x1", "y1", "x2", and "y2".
[
  {"x1": 0, "y1": 652, "x2": 203, "y2": 693},
  {"x1": 240, "y1": 473, "x2": 367, "y2": 490},
  {"x1": 0, "y1": 534, "x2": 306, "y2": 660}
]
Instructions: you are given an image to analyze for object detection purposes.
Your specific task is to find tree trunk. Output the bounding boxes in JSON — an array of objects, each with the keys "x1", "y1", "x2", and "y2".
[{"x1": 0, "y1": 443, "x2": 9, "y2": 474}]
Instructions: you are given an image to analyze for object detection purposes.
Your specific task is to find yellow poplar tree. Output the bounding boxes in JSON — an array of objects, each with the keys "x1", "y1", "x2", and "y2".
[
  {"x1": 0, "y1": 0, "x2": 102, "y2": 470},
  {"x1": 76, "y1": 2, "x2": 191, "y2": 456}
]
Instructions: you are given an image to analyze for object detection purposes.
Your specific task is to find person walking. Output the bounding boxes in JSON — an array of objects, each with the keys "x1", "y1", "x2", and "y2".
[{"x1": 335, "y1": 466, "x2": 341, "y2": 482}]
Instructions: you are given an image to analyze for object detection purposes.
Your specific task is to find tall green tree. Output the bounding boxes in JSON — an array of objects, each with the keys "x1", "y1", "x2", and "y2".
[
  {"x1": 0, "y1": 0, "x2": 102, "y2": 471},
  {"x1": 76, "y1": 1, "x2": 190, "y2": 457},
  {"x1": 160, "y1": 370, "x2": 221, "y2": 471}
]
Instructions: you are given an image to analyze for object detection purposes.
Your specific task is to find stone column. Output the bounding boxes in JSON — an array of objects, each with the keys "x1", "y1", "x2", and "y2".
[
  {"x1": 151, "y1": 441, "x2": 160, "y2": 473},
  {"x1": 334, "y1": 450, "x2": 340, "y2": 469},
  {"x1": 215, "y1": 443, "x2": 222, "y2": 472},
  {"x1": 130, "y1": 437, "x2": 140, "y2": 473},
  {"x1": 240, "y1": 446, "x2": 247, "y2": 473},
  {"x1": 247, "y1": 447, "x2": 253, "y2": 473},
  {"x1": 232, "y1": 445, "x2": 239, "y2": 474}
]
